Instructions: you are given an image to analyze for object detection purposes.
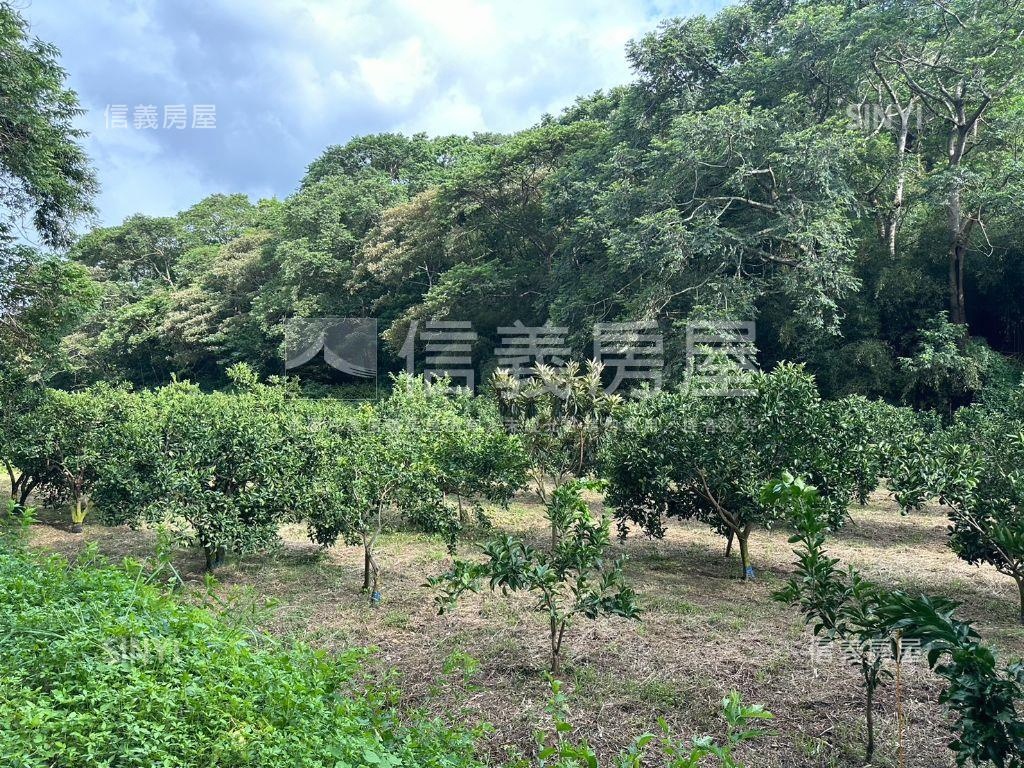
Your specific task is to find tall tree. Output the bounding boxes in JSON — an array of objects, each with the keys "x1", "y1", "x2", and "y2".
[{"x1": 0, "y1": 2, "x2": 95, "y2": 248}]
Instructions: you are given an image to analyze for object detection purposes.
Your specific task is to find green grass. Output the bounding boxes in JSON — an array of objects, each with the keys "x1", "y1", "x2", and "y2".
[{"x1": 0, "y1": 539, "x2": 483, "y2": 768}]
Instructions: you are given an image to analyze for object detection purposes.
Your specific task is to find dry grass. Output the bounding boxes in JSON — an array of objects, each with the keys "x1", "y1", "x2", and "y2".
[{"x1": 24, "y1": 491, "x2": 1024, "y2": 767}]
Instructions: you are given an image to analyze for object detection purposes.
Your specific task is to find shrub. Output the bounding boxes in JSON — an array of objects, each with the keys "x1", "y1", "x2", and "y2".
[
  {"x1": 603, "y1": 364, "x2": 861, "y2": 580},
  {"x1": 491, "y1": 361, "x2": 621, "y2": 502},
  {"x1": 0, "y1": 542, "x2": 482, "y2": 768},
  {"x1": 897, "y1": 314, "x2": 1000, "y2": 416},
  {"x1": 822, "y1": 396, "x2": 924, "y2": 505},
  {"x1": 771, "y1": 472, "x2": 1024, "y2": 767},
  {"x1": 36, "y1": 386, "x2": 127, "y2": 531},
  {"x1": 306, "y1": 374, "x2": 527, "y2": 603},
  {"x1": 0, "y1": 384, "x2": 125, "y2": 529},
  {"x1": 0, "y1": 371, "x2": 49, "y2": 508},
  {"x1": 891, "y1": 383, "x2": 1024, "y2": 624},
  {"x1": 432, "y1": 479, "x2": 639, "y2": 675},
  {"x1": 94, "y1": 366, "x2": 320, "y2": 569},
  {"x1": 432, "y1": 363, "x2": 636, "y2": 674},
  {"x1": 767, "y1": 473, "x2": 896, "y2": 762}
]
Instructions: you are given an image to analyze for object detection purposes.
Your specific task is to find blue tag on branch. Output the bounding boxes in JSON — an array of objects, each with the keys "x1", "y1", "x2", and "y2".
[{"x1": 745, "y1": 566, "x2": 755, "y2": 579}]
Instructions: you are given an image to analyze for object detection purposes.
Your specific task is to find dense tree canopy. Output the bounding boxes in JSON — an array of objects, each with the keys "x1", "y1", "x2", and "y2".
[{"x1": 39, "y1": 0, "x2": 1021, "y2": 401}]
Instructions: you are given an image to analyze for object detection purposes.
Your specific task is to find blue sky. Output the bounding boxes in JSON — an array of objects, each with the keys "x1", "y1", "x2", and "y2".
[{"x1": 24, "y1": 0, "x2": 729, "y2": 227}]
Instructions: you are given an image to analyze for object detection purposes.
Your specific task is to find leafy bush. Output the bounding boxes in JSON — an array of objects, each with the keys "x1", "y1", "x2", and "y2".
[
  {"x1": 898, "y1": 314, "x2": 1007, "y2": 416},
  {"x1": 891, "y1": 383, "x2": 1024, "y2": 623},
  {"x1": 1, "y1": 383, "x2": 127, "y2": 528},
  {"x1": 36, "y1": 386, "x2": 125, "y2": 530},
  {"x1": 306, "y1": 374, "x2": 527, "y2": 603},
  {"x1": 771, "y1": 473, "x2": 1024, "y2": 767},
  {"x1": 491, "y1": 361, "x2": 621, "y2": 503},
  {"x1": 432, "y1": 363, "x2": 636, "y2": 674},
  {"x1": 0, "y1": 542, "x2": 482, "y2": 768},
  {"x1": 603, "y1": 364, "x2": 864, "y2": 580},
  {"x1": 432, "y1": 479, "x2": 639, "y2": 674},
  {"x1": 767, "y1": 473, "x2": 898, "y2": 762},
  {"x1": 822, "y1": 396, "x2": 926, "y2": 505},
  {"x1": 94, "y1": 366, "x2": 323, "y2": 569},
  {"x1": 0, "y1": 371, "x2": 49, "y2": 508}
]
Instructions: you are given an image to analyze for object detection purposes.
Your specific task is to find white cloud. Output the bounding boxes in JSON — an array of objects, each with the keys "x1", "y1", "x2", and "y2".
[
  {"x1": 357, "y1": 37, "x2": 436, "y2": 108},
  {"x1": 24, "y1": 0, "x2": 733, "y2": 226},
  {"x1": 401, "y1": 87, "x2": 487, "y2": 136}
]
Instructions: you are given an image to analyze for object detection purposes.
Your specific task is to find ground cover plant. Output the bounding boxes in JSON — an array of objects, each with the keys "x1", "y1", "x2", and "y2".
[{"x1": 0, "y1": 535, "x2": 483, "y2": 768}]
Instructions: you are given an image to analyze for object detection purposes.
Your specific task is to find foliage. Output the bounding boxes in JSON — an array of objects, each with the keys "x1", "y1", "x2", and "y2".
[
  {"x1": 92, "y1": 366, "x2": 319, "y2": 569},
  {"x1": 824, "y1": 395, "x2": 928, "y2": 504},
  {"x1": 0, "y1": 384, "x2": 124, "y2": 528},
  {"x1": 0, "y1": 3, "x2": 95, "y2": 249},
  {"x1": 34, "y1": 387, "x2": 120, "y2": 529},
  {"x1": 40, "y1": 0, "x2": 1024, "y2": 393},
  {"x1": 0, "y1": 247, "x2": 99, "y2": 380},
  {"x1": 767, "y1": 472, "x2": 896, "y2": 762},
  {"x1": 880, "y1": 594, "x2": 1024, "y2": 768},
  {"x1": 0, "y1": 542, "x2": 483, "y2": 768},
  {"x1": 432, "y1": 478, "x2": 639, "y2": 675},
  {"x1": 891, "y1": 384, "x2": 1024, "y2": 624},
  {"x1": 0, "y1": 249, "x2": 98, "y2": 498},
  {"x1": 603, "y1": 364, "x2": 866, "y2": 580},
  {"x1": 525, "y1": 678, "x2": 771, "y2": 768},
  {"x1": 306, "y1": 374, "x2": 527, "y2": 603},
  {"x1": 492, "y1": 361, "x2": 621, "y2": 515},
  {"x1": 898, "y1": 314, "x2": 1000, "y2": 415},
  {"x1": 772, "y1": 472, "x2": 1024, "y2": 767},
  {"x1": 0, "y1": 378, "x2": 51, "y2": 508}
]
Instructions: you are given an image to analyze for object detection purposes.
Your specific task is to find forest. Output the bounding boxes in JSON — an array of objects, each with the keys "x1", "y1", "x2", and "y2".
[{"x1": 2, "y1": 0, "x2": 1024, "y2": 766}]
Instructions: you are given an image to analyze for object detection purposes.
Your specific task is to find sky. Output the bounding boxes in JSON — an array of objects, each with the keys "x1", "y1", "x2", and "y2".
[{"x1": 23, "y1": 0, "x2": 729, "y2": 228}]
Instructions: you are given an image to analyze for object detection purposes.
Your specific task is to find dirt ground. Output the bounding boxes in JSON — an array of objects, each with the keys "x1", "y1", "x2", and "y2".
[{"x1": 24, "y1": 490, "x2": 1024, "y2": 768}]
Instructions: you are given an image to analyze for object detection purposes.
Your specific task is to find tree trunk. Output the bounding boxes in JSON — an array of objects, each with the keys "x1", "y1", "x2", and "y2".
[
  {"x1": 865, "y1": 679, "x2": 876, "y2": 763},
  {"x1": 948, "y1": 236, "x2": 967, "y2": 328},
  {"x1": 1015, "y1": 575, "x2": 1024, "y2": 626},
  {"x1": 204, "y1": 544, "x2": 226, "y2": 571},
  {"x1": 550, "y1": 617, "x2": 563, "y2": 675},
  {"x1": 5, "y1": 463, "x2": 18, "y2": 504},
  {"x1": 71, "y1": 497, "x2": 84, "y2": 534},
  {"x1": 738, "y1": 529, "x2": 751, "y2": 580},
  {"x1": 368, "y1": 554, "x2": 380, "y2": 606},
  {"x1": 725, "y1": 529, "x2": 734, "y2": 558},
  {"x1": 362, "y1": 537, "x2": 372, "y2": 591},
  {"x1": 946, "y1": 125, "x2": 971, "y2": 334},
  {"x1": 15, "y1": 475, "x2": 38, "y2": 509}
]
